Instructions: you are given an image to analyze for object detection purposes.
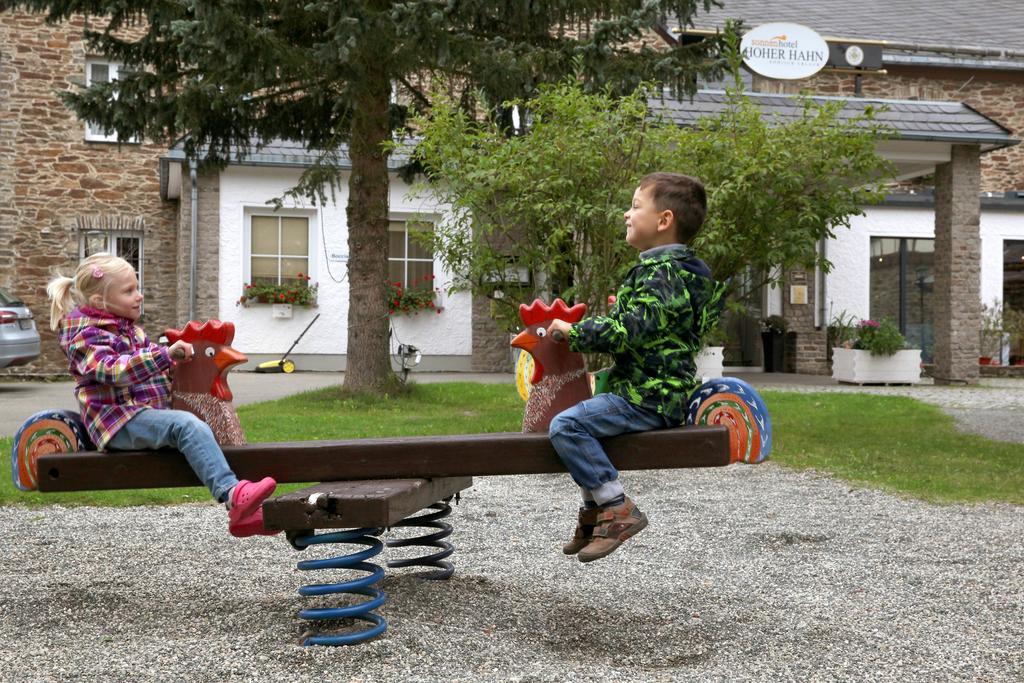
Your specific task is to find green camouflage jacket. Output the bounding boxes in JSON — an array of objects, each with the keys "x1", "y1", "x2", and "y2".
[{"x1": 568, "y1": 244, "x2": 725, "y2": 424}]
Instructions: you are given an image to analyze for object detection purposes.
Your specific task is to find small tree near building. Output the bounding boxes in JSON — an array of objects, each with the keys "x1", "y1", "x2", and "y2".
[{"x1": 414, "y1": 76, "x2": 679, "y2": 329}]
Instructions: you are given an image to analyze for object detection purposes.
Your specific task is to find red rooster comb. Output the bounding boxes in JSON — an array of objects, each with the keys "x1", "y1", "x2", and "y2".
[
  {"x1": 518, "y1": 298, "x2": 587, "y2": 326},
  {"x1": 165, "y1": 319, "x2": 236, "y2": 345}
]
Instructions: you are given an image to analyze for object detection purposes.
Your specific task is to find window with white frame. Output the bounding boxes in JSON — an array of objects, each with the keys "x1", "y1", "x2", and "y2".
[
  {"x1": 388, "y1": 219, "x2": 435, "y2": 291},
  {"x1": 80, "y1": 231, "x2": 143, "y2": 277},
  {"x1": 248, "y1": 214, "x2": 312, "y2": 285},
  {"x1": 84, "y1": 59, "x2": 136, "y2": 143}
]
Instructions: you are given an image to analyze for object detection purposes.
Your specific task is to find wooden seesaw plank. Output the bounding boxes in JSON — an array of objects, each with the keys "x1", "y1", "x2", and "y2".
[
  {"x1": 262, "y1": 477, "x2": 474, "y2": 531},
  {"x1": 35, "y1": 426, "x2": 730, "y2": 492}
]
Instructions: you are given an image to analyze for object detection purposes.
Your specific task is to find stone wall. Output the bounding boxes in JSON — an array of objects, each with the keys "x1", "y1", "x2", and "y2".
[
  {"x1": 175, "y1": 170, "x2": 220, "y2": 324},
  {"x1": 932, "y1": 145, "x2": 981, "y2": 384},
  {"x1": 471, "y1": 296, "x2": 513, "y2": 372},
  {"x1": 753, "y1": 66, "x2": 1024, "y2": 193},
  {"x1": 0, "y1": 12, "x2": 179, "y2": 375},
  {"x1": 781, "y1": 268, "x2": 829, "y2": 374}
]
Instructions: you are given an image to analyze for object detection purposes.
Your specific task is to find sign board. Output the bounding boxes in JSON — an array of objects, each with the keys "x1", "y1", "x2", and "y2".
[
  {"x1": 740, "y1": 23, "x2": 829, "y2": 80},
  {"x1": 826, "y1": 42, "x2": 883, "y2": 70},
  {"x1": 789, "y1": 285, "x2": 808, "y2": 305}
]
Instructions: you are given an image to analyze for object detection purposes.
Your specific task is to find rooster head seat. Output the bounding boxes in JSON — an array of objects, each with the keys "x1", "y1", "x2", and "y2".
[
  {"x1": 164, "y1": 320, "x2": 248, "y2": 445},
  {"x1": 510, "y1": 298, "x2": 592, "y2": 433}
]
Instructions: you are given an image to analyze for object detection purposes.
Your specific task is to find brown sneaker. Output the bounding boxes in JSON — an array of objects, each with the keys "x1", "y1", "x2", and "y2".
[
  {"x1": 577, "y1": 497, "x2": 648, "y2": 563},
  {"x1": 563, "y1": 506, "x2": 600, "y2": 555}
]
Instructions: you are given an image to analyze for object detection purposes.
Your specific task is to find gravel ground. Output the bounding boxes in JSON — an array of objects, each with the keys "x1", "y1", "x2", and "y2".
[{"x1": 2, "y1": 464, "x2": 1021, "y2": 682}]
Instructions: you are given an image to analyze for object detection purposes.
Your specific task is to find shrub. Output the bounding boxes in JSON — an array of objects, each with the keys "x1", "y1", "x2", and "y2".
[
  {"x1": 827, "y1": 310, "x2": 859, "y2": 350},
  {"x1": 761, "y1": 315, "x2": 788, "y2": 334},
  {"x1": 854, "y1": 318, "x2": 906, "y2": 356}
]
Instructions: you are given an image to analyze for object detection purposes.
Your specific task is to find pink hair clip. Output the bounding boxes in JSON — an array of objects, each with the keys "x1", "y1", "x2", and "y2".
[{"x1": 92, "y1": 267, "x2": 104, "y2": 279}]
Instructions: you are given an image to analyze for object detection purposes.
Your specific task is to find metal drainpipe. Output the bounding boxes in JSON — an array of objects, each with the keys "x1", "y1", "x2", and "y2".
[
  {"x1": 189, "y1": 159, "x2": 198, "y2": 322},
  {"x1": 819, "y1": 236, "x2": 828, "y2": 329}
]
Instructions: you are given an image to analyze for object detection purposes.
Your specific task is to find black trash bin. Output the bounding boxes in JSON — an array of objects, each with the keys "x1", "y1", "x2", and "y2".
[{"x1": 761, "y1": 331, "x2": 785, "y2": 373}]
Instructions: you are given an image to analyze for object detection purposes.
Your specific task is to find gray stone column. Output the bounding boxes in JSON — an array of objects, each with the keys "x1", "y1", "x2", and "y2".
[
  {"x1": 781, "y1": 268, "x2": 828, "y2": 374},
  {"x1": 176, "y1": 171, "x2": 221, "y2": 324},
  {"x1": 471, "y1": 295, "x2": 513, "y2": 372},
  {"x1": 932, "y1": 144, "x2": 981, "y2": 384}
]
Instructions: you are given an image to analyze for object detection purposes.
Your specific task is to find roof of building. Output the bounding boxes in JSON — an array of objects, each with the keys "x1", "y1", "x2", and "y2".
[
  {"x1": 882, "y1": 191, "x2": 1024, "y2": 211},
  {"x1": 160, "y1": 138, "x2": 415, "y2": 198},
  {"x1": 650, "y1": 90, "x2": 1018, "y2": 149},
  {"x1": 162, "y1": 138, "x2": 415, "y2": 170},
  {"x1": 160, "y1": 90, "x2": 1018, "y2": 197},
  {"x1": 672, "y1": 0, "x2": 1024, "y2": 61}
]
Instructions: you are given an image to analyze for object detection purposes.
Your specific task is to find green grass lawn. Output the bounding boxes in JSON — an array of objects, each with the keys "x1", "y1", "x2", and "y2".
[{"x1": 2, "y1": 383, "x2": 1021, "y2": 507}]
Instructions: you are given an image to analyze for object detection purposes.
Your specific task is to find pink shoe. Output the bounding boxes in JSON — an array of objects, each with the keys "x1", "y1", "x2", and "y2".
[
  {"x1": 229, "y1": 507, "x2": 281, "y2": 538},
  {"x1": 228, "y1": 478, "x2": 277, "y2": 536}
]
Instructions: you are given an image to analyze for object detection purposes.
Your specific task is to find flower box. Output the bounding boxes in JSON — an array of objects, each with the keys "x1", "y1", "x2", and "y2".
[
  {"x1": 695, "y1": 346, "x2": 724, "y2": 382},
  {"x1": 387, "y1": 277, "x2": 443, "y2": 316},
  {"x1": 238, "y1": 275, "x2": 318, "y2": 308},
  {"x1": 831, "y1": 347, "x2": 922, "y2": 385}
]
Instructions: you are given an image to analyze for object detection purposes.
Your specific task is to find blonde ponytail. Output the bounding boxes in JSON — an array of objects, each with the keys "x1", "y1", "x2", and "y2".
[
  {"x1": 45, "y1": 253, "x2": 135, "y2": 330},
  {"x1": 46, "y1": 276, "x2": 77, "y2": 331}
]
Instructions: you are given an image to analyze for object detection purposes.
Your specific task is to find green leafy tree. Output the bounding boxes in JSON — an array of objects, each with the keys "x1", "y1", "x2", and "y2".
[
  {"x1": 4, "y1": 0, "x2": 730, "y2": 394},
  {"x1": 677, "y1": 41, "x2": 895, "y2": 293},
  {"x1": 414, "y1": 77, "x2": 679, "y2": 329},
  {"x1": 415, "y1": 40, "x2": 894, "y2": 333}
]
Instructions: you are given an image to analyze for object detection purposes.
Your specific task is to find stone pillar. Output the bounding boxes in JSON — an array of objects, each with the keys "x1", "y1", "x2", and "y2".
[
  {"x1": 781, "y1": 269, "x2": 829, "y2": 374},
  {"x1": 471, "y1": 295, "x2": 513, "y2": 372},
  {"x1": 176, "y1": 170, "x2": 220, "y2": 325},
  {"x1": 933, "y1": 145, "x2": 981, "y2": 384}
]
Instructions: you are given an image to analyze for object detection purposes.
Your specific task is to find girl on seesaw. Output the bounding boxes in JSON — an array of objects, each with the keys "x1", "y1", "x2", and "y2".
[{"x1": 47, "y1": 253, "x2": 278, "y2": 537}]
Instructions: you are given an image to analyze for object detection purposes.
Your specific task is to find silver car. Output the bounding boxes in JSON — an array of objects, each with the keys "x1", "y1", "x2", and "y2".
[{"x1": 0, "y1": 287, "x2": 41, "y2": 369}]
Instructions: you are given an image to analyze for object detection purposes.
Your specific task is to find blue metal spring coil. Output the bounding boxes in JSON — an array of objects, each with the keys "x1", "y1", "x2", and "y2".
[
  {"x1": 291, "y1": 527, "x2": 388, "y2": 646},
  {"x1": 386, "y1": 502, "x2": 455, "y2": 580}
]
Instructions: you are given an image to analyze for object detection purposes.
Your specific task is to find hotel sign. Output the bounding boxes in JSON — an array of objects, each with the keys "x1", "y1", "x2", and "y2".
[{"x1": 740, "y1": 23, "x2": 829, "y2": 80}]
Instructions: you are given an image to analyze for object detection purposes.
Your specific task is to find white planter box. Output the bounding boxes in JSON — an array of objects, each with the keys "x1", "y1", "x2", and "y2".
[
  {"x1": 831, "y1": 348, "x2": 922, "y2": 385},
  {"x1": 695, "y1": 346, "x2": 725, "y2": 382}
]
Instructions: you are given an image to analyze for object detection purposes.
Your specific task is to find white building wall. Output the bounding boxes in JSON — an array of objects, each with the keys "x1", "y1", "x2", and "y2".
[
  {"x1": 980, "y1": 210, "x2": 1024, "y2": 309},
  {"x1": 825, "y1": 205, "x2": 1024, "y2": 325},
  {"x1": 217, "y1": 165, "x2": 471, "y2": 370}
]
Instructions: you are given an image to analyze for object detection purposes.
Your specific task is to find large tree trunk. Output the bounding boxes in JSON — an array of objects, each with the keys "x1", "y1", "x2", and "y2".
[{"x1": 343, "y1": 32, "x2": 399, "y2": 395}]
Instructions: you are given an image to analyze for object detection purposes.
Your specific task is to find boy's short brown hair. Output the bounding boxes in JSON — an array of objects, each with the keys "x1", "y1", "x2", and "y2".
[{"x1": 638, "y1": 172, "x2": 707, "y2": 244}]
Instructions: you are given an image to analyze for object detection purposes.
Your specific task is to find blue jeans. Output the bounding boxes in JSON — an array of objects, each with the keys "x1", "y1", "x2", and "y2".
[
  {"x1": 108, "y1": 408, "x2": 239, "y2": 503},
  {"x1": 548, "y1": 393, "x2": 670, "y2": 505}
]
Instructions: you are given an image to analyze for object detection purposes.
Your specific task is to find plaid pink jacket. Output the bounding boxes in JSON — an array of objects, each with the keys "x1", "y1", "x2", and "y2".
[{"x1": 58, "y1": 306, "x2": 173, "y2": 450}]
